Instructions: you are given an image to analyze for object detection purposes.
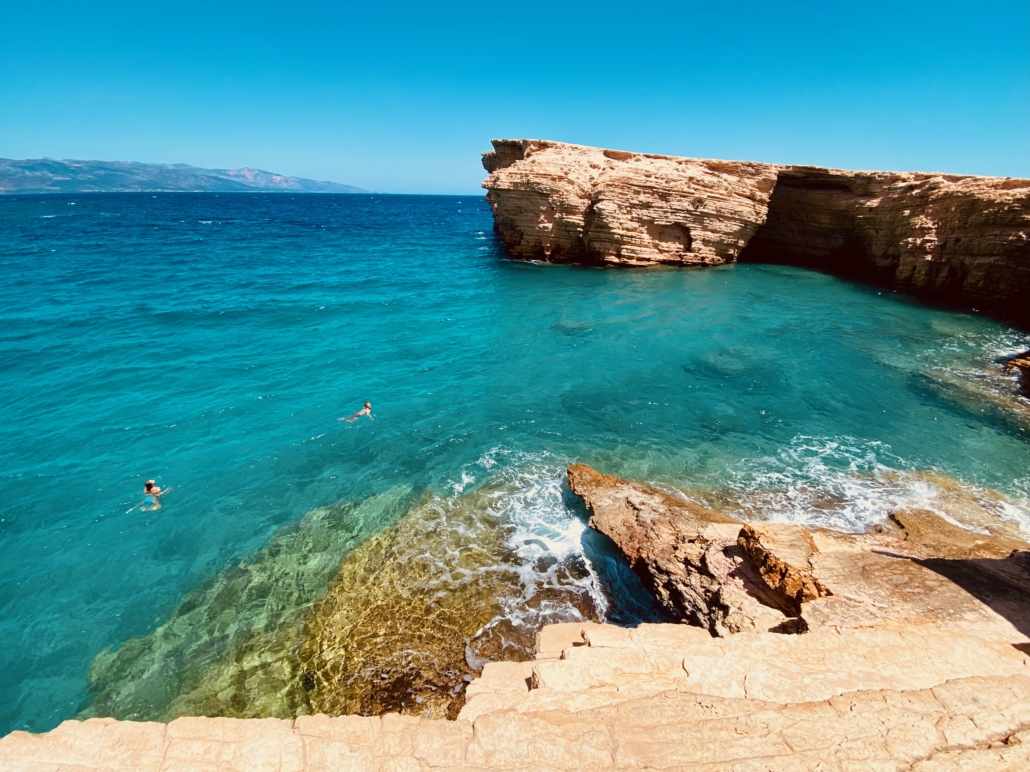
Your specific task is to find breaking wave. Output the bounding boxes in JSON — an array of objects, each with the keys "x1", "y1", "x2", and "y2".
[{"x1": 693, "y1": 435, "x2": 1030, "y2": 537}]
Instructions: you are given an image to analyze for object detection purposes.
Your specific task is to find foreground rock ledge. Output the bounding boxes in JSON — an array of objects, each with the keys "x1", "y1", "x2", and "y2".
[
  {"x1": 482, "y1": 139, "x2": 1030, "y2": 326},
  {"x1": 4, "y1": 623, "x2": 1030, "y2": 770},
  {"x1": 5, "y1": 468, "x2": 1029, "y2": 770}
]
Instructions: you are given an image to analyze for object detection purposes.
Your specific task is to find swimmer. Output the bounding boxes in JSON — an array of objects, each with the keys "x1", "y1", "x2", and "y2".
[
  {"x1": 129, "y1": 480, "x2": 172, "y2": 512},
  {"x1": 340, "y1": 401, "x2": 373, "y2": 423}
]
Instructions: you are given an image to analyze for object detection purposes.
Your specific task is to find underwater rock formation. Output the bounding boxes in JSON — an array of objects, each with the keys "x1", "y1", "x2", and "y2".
[
  {"x1": 482, "y1": 140, "x2": 1030, "y2": 326},
  {"x1": 81, "y1": 488, "x2": 415, "y2": 722},
  {"x1": 298, "y1": 483, "x2": 602, "y2": 720},
  {"x1": 84, "y1": 476, "x2": 607, "y2": 726},
  {"x1": 568, "y1": 463, "x2": 1030, "y2": 643}
]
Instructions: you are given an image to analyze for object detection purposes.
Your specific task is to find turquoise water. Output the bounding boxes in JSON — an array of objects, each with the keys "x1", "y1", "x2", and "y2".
[{"x1": 1, "y1": 193, "x2": 1029, "y2": 734}]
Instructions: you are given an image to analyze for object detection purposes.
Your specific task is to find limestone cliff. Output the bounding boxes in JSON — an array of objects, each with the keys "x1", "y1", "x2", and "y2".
[
  {"x1": 482, "y1": 140, "x2": 777, "y2": 267},
  {"x1": 482, "y1": 140, "x2": 1030, "y2": 326}
]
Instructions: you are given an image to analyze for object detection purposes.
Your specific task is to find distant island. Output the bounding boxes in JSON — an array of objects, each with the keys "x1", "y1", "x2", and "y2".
[{"x1": 0, "y1": 158, "x2": 368, "y2": 194}]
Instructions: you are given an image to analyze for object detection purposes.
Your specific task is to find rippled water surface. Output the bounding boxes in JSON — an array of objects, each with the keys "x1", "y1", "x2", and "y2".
[{"x1": 2, "y1": 193, "x2": 1029, "y2": 733}]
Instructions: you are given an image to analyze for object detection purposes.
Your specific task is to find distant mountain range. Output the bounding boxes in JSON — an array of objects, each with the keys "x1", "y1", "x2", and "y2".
[{"x1": 0, "y1": 158, "x2": 368, "y2": 194}]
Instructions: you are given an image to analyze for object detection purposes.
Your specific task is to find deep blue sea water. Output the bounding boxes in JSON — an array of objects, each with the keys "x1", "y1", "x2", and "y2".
[{"x1": 2, "y1": 193, "x2": 1029, "y2": 735}]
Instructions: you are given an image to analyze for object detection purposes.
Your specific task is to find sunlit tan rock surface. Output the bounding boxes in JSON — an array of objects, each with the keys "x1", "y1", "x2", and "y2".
[
  {"x1": 566, "y1": 464, "x2": 795, "y2": 635},
  {"x1": 483, "y1": 140, "x2": 1030, "y2": 325},
  {"x1": 482, "y1": 140, "x2": 777, "y2": 267},
  {"x1": 5, "y1": 622, "x2": 1030, "y2": 770},
  {"x1": 569, "y1": 463, "x2": 1030, "y2": 644}
]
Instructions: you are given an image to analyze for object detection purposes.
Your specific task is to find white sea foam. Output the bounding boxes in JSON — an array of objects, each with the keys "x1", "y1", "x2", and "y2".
[
  {"x1": 711, "y1": 435, "x2": 1030, "y2": 536},
  {"x1": 446, "y1": 450, "x2": 616, "y2": 663}
]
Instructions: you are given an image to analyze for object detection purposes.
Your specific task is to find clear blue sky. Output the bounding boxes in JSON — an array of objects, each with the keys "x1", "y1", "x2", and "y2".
[{"x1": 1, "y1": 1, "x2": 1027, "y2": 193}]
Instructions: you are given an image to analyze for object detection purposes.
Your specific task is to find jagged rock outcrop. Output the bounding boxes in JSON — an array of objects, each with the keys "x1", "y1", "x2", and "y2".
[
  {"x1": 736, "y1": 522, "x2": 830, "y2": 615},
  {"x1": 482, "y1": 140, "x2": 1030, "y2": 325},
  {"x1": 565, "y1": 464, "x2": 797, "y2": 635},
  {"x1": 568, "y1": 463, "x2": 1030, "y2": 643}
]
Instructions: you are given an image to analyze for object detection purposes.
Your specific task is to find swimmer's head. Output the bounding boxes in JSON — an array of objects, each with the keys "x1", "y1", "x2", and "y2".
[
  {"x1": 365, "y1": 402, "x2": 371, "y2": 408},
  {"x1": 145, "y1": 480, "x2": 155, "y2": 491}
]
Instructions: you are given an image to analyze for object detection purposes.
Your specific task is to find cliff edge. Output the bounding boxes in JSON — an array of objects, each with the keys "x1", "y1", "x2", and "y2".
[{"x1": 482, "y1": 140, "x2": 1030, "y2": 326}]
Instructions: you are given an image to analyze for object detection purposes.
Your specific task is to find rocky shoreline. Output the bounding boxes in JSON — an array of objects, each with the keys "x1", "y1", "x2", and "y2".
[
  {"x1": 569, "y1": 464, "x2": 1030, "y2": 645},
  {"x1": 5, "y1": 140, "x2": 1030, "y2": 767},
  {"x1": 5, "y1": 464, "x2": 1030, "y2": 770},
  {"x1": 482, "y1": 140, "x2": 1030, "y2": 327}
]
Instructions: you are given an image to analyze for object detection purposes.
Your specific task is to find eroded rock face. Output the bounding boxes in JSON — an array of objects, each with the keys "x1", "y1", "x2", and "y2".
[
  {"x1": 482, "y1": 140, "x2": 1030, "y2": 325},
  {"x1": 739, "y1": 166, "x2": 1030, "y2": 325},
  {"x1": 566, "y1": 464, "x2": 799, "y2": 635},
  {"x1": 482, "y1": 140, "x2": 777, "y2": 266},
  {"x1": 737, "y1": 522, "x2": 830, "y2": 615},
  {"x1": 568, "y1": 463, "x2": 1030, "y2": 643}
]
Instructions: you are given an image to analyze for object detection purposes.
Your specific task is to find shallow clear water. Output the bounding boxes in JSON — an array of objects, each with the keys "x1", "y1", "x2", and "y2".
[{"x1": 1, "y1": 193, "x2": 1029, "y2": 733}]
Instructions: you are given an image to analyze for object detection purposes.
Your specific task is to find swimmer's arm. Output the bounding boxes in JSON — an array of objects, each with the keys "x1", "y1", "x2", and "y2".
[{"x1": 156, "y1": 487, "x2": 172, "y2": 496}]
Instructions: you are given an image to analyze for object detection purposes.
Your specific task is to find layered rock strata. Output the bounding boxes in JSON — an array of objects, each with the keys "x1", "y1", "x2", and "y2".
[
  {"x1": 568, "y1": 463, "x2": 1030, "y2": 644},
  {"x1": 5, "y1": 622, "x2": 1030, "y2": 771},
  {"x1": 1008, "y1": 350, "x2": 1030, "y2": 395},
  {"x1": 482, "y1": 140, "x2": 1030, "y2": 325}
]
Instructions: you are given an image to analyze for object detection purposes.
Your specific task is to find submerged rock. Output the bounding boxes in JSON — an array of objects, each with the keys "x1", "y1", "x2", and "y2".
[
  {"x1": 569, "y1": 463, "x2": 1030, "y2": 644},
  {"x1": 80, "y1": 487, "x2": 414, "y2": 722},
  {"x1": 82, "y1": 463, "x2": 639, "y2": 725},
  {"x1": 297, "y1": 483, "x2": 603, "y2": 720}
]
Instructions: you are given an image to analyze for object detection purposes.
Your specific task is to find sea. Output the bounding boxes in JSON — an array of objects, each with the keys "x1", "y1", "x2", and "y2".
[{"x1": 1, "y1": 193, "x2": 1029, "y2": 733}]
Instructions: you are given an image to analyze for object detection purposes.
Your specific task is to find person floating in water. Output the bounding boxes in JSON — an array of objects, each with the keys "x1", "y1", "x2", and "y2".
[
  {"x1": 130, "y1": 480, "x2": 172, "y2": 512},
  {"x1": 340, "y1": 401, "x2": 373, "y2": 423}
]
